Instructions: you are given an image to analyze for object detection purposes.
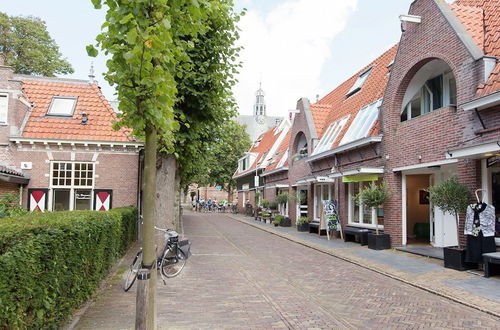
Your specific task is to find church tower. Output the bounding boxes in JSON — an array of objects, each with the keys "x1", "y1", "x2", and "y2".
[{"x1": 253, "y1": 83, "x2": 266, "y2": 123}]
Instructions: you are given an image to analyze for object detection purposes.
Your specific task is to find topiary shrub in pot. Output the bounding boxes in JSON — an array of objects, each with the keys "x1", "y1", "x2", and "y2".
[
  {"x1": 296, "y1": 216, "x2": 311, "y2": 232},
  {"x1": 427, "y1": 175, "x2": 474, "y2": 271},
  {"x1": 274, "y1": 215, "x2": 284, "y2": 227},
  {"x1": 356, "y1": 181, "x2": 391, "y2": 250}
]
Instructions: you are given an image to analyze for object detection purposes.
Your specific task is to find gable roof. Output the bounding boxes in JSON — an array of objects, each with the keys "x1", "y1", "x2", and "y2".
[
  {"x1": 451, "y1": 0, "x2": 500, "y2": 96},
  {"x1": 309, "y1": 44, "x2": 397, "y2": 156},
  {"x1": 18, "y1": 76, "x2": 135, "y2": 142},
  {"x1": 233, "y1": 122, "x2": 290, "y2": 178},
  {"x1": 262, "y1": 130, "x2": 291, "y2": 175}
]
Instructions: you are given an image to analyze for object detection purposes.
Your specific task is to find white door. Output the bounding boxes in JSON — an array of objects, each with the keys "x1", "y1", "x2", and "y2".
[{"x1": 432, "y1": 170, "x2": 458, "y2": 247}]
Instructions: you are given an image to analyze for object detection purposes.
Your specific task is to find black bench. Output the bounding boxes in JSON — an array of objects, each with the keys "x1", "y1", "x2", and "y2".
[
  {"x1": 483, "y1": 252, "x2": 500, "y2": 278},
  {"x1": 343, "y1": 227, "x2": 371, "y2": 246},
  {"x1": 309, "y1": 220, "x2": 328, "y2": 235}
]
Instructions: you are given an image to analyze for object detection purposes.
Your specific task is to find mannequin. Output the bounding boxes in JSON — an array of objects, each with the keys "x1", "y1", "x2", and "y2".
[{"x1": 465, "y1": 189, "x2": 496, "y2": 264}]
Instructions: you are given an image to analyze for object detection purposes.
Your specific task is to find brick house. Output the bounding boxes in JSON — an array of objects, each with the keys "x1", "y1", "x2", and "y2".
[
  {"x1": 233, "y1": 119, "x2": 290, "y2": 213},
  {"x1": 0, "y1": 59, "x2": 143, "y2": 212},
  {"x1": 381, "y1": 0, "x2": 499, "y2": 247}
]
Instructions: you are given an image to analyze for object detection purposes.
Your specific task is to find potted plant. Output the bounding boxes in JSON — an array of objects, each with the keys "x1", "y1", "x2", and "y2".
[
  {"x1": 427, "y1": 176, "x2": 474, "y2": 271},
  {"x1": 296, "y1": 216, "x2": 311, "y2": 232},
  {"x1": 275, "y1": 193, "x2": 294, "y2": 226},
  {"x1": 274, "y1": 215, "x2": 284, "y2": 227},
  {"x1": 356, "y1": 181, "x2": 391, "y2": 250}
]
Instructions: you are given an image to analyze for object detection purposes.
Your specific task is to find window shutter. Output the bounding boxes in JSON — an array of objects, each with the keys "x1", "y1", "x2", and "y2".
[
  {"x1": 94, "y1": 189, "x2": 113, "y2": 211},
  {"x1": 28, "y1": 189, "x2": 48, "y2": 212}
]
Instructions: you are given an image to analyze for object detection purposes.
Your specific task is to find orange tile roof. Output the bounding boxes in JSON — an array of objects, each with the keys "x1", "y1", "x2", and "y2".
[
  {"x1": 452, "y1": 0, "x2": 500, "y2": 97},
  {"x1": 311, "y1": 45, "x2": 397, "y2": 151},
  {"x1": 20, "y1": 78, "x2": 135, "y2": 142},
  {"x1": 263, "y1": 130, "x2": 291, "y2": 173},
  {"x1": 234, "y1": 125, "x2": 284, "y2": 177}
]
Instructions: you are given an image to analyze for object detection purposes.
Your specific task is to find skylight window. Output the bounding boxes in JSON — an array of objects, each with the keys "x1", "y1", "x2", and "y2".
[
  {"x1": 313, "y1": 116, "x2": 349, "y2": 155},
  {"x1": 47, "y1": 97, "x2": 77, "y2": 117},
  {"x1": 346, "y1": 67, "x2": 373, "y2": 97},
  {"x1": 339, "y1": 99, "x2": 382, "y2": 145}
]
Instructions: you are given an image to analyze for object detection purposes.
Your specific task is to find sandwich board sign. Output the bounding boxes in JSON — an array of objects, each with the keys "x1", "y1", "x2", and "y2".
[{"x1": 322, "y1": 200, "x2": 342, "y2": 240}]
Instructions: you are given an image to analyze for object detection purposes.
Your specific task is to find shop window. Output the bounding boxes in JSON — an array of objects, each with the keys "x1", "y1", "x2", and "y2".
[
  {"x1": 75, "y1": 189, "x2": 92, "y2": 210},
  {"x1": 314, "y1": 184, "x2": 333, "y2": 220},
  {"x1": 348, "y1": 181, "x2": 384, "y2": 228},
  {"x1": 313, "y1": 116, "x2": 349, "y2": 155},
  {"x1": 340, "y1": 99, "x2": 381, "y2": 145},
  {"x1": 53, "y1": 189, "x2": 70, "y2": 211}
]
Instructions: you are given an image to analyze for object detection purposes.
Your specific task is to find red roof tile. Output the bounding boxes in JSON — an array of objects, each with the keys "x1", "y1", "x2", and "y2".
[
  {"x1": 21, "y1": 78, "x2": 135, "y2": 142},
  {"x1": 452, "y1": 0, "x2": 500, "y2": 97},
  {"x1": 311, "y1": 45, "x2": 397, "y2": 152}
]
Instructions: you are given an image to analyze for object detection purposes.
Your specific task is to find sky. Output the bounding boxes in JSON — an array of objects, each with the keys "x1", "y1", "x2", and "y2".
[{"x1": 1, "y1": 0, "x2": 417, "y2": 117}]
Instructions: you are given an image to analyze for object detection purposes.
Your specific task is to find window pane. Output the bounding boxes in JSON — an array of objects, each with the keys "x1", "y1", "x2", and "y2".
[
  {"x1": 427, "y1": 75, "x2": 442, "y2": 110},
  {"x1": 75, "y1": 189, "x2": 92, "y2": 210},
  {"x1": 411, "y1": 96, "x2": 421, "y2": 118},
  {"x1": 53, "y1": 190, "x2": 70, "y2": 211},
  {"x1": 47, "y1": 97, "x2": 77, "y2": 116},
  {"x1": 352, "y1": 183, "x2": 360, "y2": 223},
  {"x1": 401, "y1": 106, "x2": 408, "y2": 122}
]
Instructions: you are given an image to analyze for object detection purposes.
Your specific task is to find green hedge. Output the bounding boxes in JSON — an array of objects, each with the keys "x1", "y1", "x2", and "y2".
[{"x1": 0, "y1": 207, "x2": 137, "y2": 329}]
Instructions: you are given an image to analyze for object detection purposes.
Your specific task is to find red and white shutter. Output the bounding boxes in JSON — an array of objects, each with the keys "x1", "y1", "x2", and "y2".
[
  {"x1": 94, "y1": 190, "x2": 112, "y2": 211},
  {"x1": 28, "y1": 189, "x2": 48, "y2": 212}
]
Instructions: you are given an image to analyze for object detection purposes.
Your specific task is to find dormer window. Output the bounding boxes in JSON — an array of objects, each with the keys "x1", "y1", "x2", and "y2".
[
  {"x1": 313, "y1": 116, "x2": 349, "y2": 155},
  {"x1": 340, "y1": 99, "x2": 382, "y2": 145},
  {"x1": 47, "y1": 96, "x2": 77, "y2": 117},
  {"x1": 346, "y1": 67, "x2": 372, "y2": 97}
]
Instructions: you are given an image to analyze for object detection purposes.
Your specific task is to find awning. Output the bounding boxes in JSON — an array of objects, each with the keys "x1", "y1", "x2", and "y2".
[
  {"x1": 445, "y1": 141, "x2": 500, "y2": 159},
  {"x1": 0, "y1": 164, "x2": 30, "y2": 185},
  {"x1": 342, "y1": 174, "x2": 380, "y2": 183}
]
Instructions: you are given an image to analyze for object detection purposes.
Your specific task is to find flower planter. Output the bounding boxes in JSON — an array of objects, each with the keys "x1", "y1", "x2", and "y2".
[
  {"x1": 274, "y1": 223, "x2": 279, "y2": 227},
  {"x1": 367, "y1": 233, "x2": 391, "y2": 250},
  {"x1": 297, "y1": 223, "x2": 309, "y2": 232},
  {"x1": 443, "y1": 247, "x2": 476, "y2": 271},
  {"x1": 280, "y1": 217, "x2": 292, "y2": 227}
]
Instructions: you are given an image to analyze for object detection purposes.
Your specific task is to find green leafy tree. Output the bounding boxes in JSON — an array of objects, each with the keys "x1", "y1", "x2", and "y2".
[
  {"x1": 88, "y1": 1, "x2": 241, "y2": 326},
  {"x1": 0, "y1": 12, "x2": 73, "y2": 76},
  {"x1": 87, "y1": 1, "x2": 214, "y2": 327},
  {"x1": 427, "y1": 176, "x2": 470, "y2": 249},
  {"x1": 0, "y1": 192, "x2": 27, "y2": 218}
]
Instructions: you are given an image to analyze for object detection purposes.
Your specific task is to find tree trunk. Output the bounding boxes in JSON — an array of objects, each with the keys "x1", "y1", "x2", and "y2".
[
  {"x1": 227, "y1": 185, "x2": 233, "y2": 203},
  {"x1": 155, "y1": 154, "x2": 176, "y2": 254},
  {"x1": 174, "y1": 167, "x2": 181, "y2": 234},
  {"x1": 372, "y1": 207, "x2": 379, "y2": 235},
  {"x1": 137, "y1": 125, "x2": 157, "y2": 329}
]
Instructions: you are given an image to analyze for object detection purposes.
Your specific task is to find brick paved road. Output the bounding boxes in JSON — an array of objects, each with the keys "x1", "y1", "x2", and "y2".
[{"x1": 76, "y1": 212, "x2": 500, "y2": 329}]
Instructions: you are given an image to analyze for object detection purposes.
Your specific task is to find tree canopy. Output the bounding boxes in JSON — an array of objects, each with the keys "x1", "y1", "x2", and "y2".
[{"x1": 0, "y1": 12, "x2": 73, "y2": 76}]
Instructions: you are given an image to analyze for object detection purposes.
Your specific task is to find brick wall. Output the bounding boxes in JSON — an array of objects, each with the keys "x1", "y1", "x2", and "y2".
[{"x1": 380, "y1": 0, "x2": 484, "y2": 246}]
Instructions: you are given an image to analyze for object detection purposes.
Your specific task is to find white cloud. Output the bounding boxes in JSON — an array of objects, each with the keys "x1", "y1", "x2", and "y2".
[{"x1": 233, "y1": 0, "x2": 358, "y2": 116}]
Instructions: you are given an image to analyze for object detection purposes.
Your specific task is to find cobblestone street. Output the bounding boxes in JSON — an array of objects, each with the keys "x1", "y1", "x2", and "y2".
[{"x1": 75, "y1": 211, "x2": 500, "y2": 329}]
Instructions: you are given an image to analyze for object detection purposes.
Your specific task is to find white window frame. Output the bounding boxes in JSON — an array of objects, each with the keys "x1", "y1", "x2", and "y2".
[
  {"x1": 347, "y1": 181, "x2": 384, "y2": 230},
  {"x1": 47, "y1": 96, "x2": 78, "y2": 117},
  {"x1": 313, "y1": 116, "x2": 349, "y2": 155},
  {"x1": 347, "y1": 67, "x2": 372, "y2": 96},
  {"x1": 49, "y1": 161, "x2": 95, "y2": 211},
  {"x1": 0, "y1": 93, "x2": 8, "y2": 125},
  {"x1": 340, "y1": 99, "x2": 381, "y2": 145},
  {"x1": 313, "y1": 183, "x2": 333, "y2": 221}
]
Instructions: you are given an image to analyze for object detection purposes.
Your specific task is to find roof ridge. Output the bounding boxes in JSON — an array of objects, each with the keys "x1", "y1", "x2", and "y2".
[{"x1": 17, "y1": 74, "x2": 90, "y2": 85}]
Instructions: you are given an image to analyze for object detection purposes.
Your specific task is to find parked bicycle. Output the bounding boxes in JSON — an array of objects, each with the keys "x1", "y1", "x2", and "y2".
[{"x1": 123, "y1": 226, "x2": 191, "y2": 292}]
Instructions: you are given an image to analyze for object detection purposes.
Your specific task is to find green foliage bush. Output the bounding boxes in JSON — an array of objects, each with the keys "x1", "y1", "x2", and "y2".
[
  {"x1": 274, "y1": 215, "x2": 284, "y2": 225},
  {"x1": 0, "y1": 207, "x2": 137, "y2": 329},
  {"x1": 297, "y1": 216, "x2": 311, "y2": 224}
]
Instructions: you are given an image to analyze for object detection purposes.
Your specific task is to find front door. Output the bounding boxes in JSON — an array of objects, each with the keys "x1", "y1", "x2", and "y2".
[{"x1": 432, "y1": 170, "x2": 458, "y2": 247}]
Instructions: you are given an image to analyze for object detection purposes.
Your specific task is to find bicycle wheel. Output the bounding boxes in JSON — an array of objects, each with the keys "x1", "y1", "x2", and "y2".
[
  {"x1": 123, "y1": 250, "x2": 142, "y2": 292},
  {"x1": 160, "y1": 247, "x2": 186, "y2": 278}
]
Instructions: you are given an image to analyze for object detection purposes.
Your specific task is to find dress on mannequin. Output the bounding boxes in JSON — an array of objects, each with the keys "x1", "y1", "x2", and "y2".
[{"x1": 465, "y1": 190, "x2": 496, "y2": 264}]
